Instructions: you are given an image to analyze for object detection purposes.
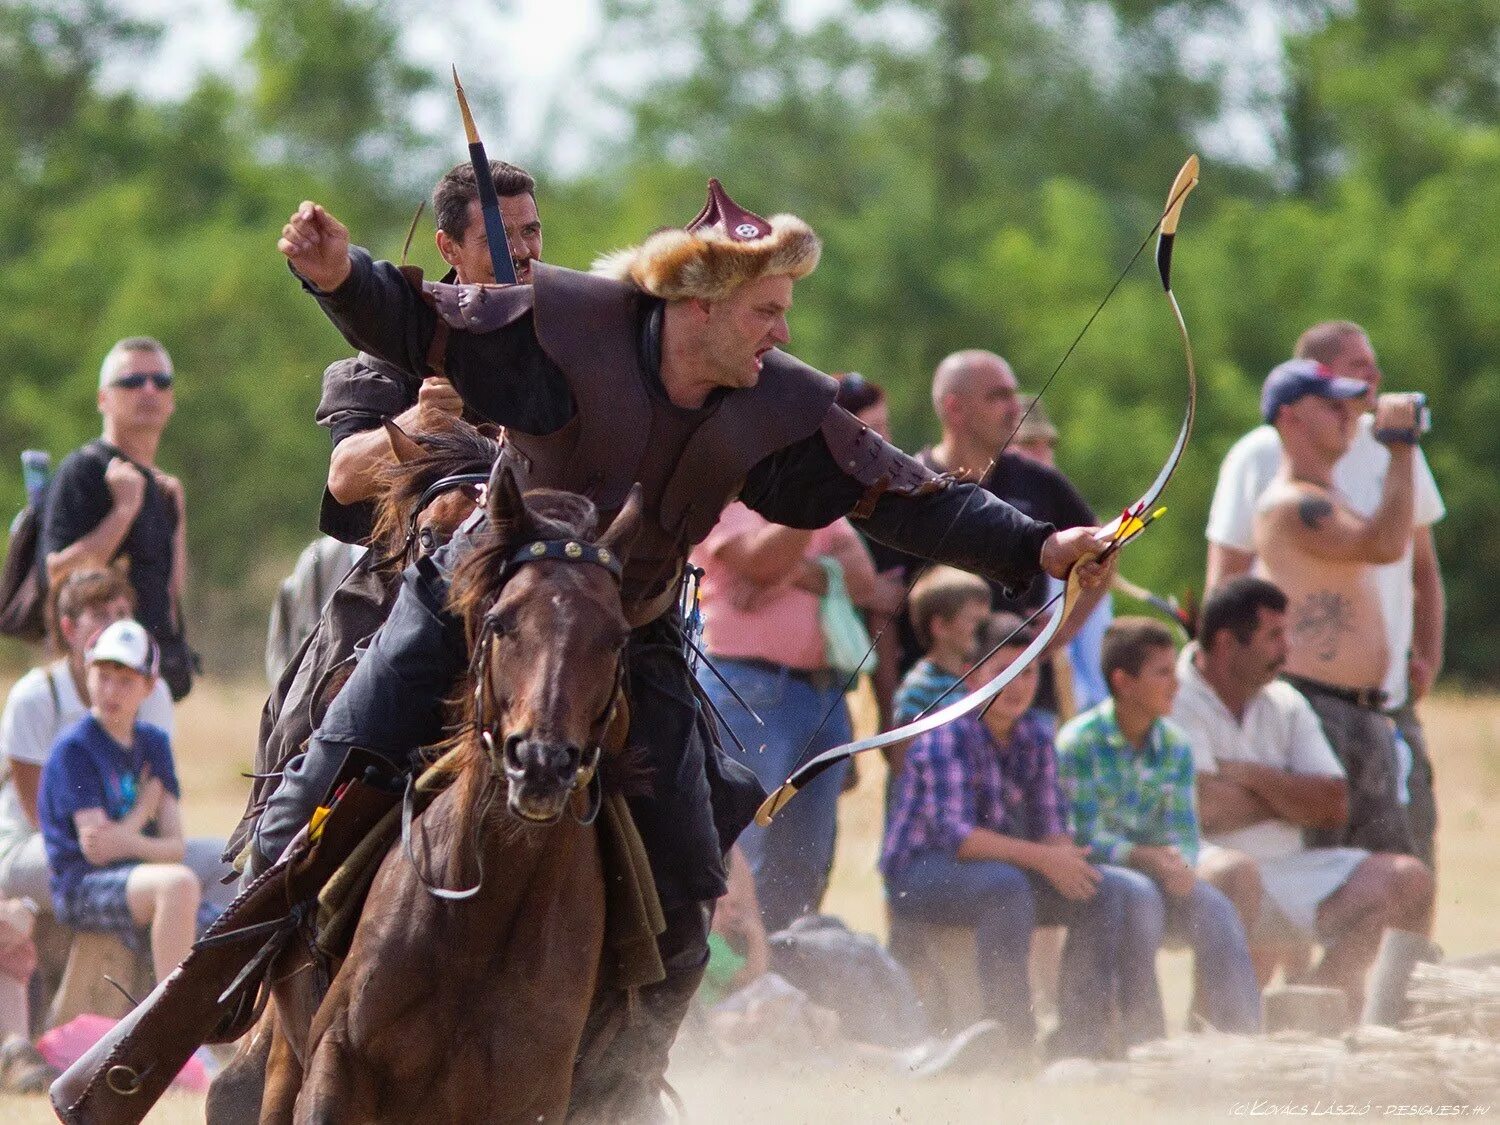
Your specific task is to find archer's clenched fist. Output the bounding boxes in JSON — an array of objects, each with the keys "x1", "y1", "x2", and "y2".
[{"x1": 278, "y1": 201, "x2": 353, "y2": 293}]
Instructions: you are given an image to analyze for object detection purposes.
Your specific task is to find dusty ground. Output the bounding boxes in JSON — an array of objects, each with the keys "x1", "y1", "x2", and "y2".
[{"x1": 6, "y1": 679, "x2": 1498, "y2": 1121}]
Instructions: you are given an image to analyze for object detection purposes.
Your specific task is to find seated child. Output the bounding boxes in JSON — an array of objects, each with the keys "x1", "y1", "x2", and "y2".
[
  {"x1": 39, "y1": 620, "x2": 222, "y2": 982},
  {"x1": 892, "y1": 567, "x2": 992, "y2": 726},
  {"x1": 1056, "y1": 617, "x2": 1261, "y2": 1036},
  {"x1": 882, "y1": 613, "x2": 1162, "y2": 1066}
]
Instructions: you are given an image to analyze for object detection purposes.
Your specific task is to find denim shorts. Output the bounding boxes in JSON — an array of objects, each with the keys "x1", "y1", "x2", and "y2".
[{"x1": 56, "y1": 864, "x2": 225, "y2": 953}]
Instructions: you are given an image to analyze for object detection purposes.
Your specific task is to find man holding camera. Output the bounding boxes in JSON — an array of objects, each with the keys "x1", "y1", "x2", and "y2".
[
  {"x1": 1203, "y1": 323, "x2": 1444, "y2": 866},
  {"x1": 1243, "y1": 356, "x2": 1429, "y2": 858}
]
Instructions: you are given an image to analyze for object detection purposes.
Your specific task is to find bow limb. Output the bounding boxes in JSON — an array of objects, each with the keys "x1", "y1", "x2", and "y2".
[{"x1": 754, "y1": 154, "x2": 1201, "y2": 828}]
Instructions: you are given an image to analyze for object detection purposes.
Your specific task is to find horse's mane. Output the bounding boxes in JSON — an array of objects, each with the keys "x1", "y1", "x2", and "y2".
[{"x1": 368, "y1": 419, "x2": 501, "y2": 568}]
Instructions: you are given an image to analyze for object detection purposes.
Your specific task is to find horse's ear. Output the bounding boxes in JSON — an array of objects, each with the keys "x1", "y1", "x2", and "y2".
[
  {"x1": 487, "y1": 460, "x2": 530, "y2": 542},
  {"x1": 383, "y1": 419, "x2": 425, "y2": 465},
  {"x1": 599, "y1": 483, "x2": 644, "y2": 560}
]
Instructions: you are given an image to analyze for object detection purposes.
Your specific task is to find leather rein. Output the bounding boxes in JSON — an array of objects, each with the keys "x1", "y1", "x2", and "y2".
[{"x1": 404, "y1": 534, "x2": 627, "y2": 902}]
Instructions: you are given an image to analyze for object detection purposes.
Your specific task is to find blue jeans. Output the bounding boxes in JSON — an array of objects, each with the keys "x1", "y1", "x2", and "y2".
[
  {"x1": 698, "y1": 657, "x2": 851, "y2": 932},
  {"x1": 886, "y1": 850, "x2": 1161, "y2": 1059},
  {"x1": 1114, "y1": 869, "x2": 1262, "y2": 1039}
]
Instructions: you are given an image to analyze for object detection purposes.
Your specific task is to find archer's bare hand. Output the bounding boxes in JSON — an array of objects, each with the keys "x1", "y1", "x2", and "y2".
[
  {"x1": 415, "y1": 377, "x2": 463, "y2": 419},
  {"x1": 1039, "y1": 526, "x2": 1117, "y2": 589},
  {"x1": 279, "y1": 201, "x2": 353, "y2": 292}
]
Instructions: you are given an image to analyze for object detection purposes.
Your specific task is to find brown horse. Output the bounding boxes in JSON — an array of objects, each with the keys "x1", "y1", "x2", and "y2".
[{"x1": 253, "y1": 468, "x2": 643, "y2": 1124}]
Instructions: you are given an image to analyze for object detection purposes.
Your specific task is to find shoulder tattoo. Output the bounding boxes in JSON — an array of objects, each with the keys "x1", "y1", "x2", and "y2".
[{"x1": 1297, "y1": 496, "x2": 1334, "y2": 531}]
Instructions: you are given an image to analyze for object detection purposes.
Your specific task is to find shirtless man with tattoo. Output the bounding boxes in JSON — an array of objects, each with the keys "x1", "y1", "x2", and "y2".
[{"x1": 1252, "y1": 357, "x2": 1425, "y2": 856}]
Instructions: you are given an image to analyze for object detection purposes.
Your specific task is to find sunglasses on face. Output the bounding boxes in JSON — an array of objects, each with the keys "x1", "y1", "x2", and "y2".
[{"x1": 108, "y1": 371, "x2": 174, "y2": 391}]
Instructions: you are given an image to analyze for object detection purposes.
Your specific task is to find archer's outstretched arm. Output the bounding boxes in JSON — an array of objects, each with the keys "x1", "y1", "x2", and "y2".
[
  {"x1": 280, "y1": 202, "x2": 572, "y2": 435},
  {"x1": 738, "y1": 406, "x2": 1054, "y2": 594}
]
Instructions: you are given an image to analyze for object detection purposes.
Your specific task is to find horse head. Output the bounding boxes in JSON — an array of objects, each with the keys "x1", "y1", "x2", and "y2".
[
  {"x1": 370, "y1": 417, "x2": 499, "y2": 568},
  {"x1": 453, "y1": 463, "x2": 643, "y2": 825}
]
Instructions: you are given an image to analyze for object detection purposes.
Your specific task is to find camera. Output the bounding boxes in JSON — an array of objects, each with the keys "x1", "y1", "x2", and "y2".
[{"x1": 1373, "y1": 392, "x2": 1431, "y2": 444}]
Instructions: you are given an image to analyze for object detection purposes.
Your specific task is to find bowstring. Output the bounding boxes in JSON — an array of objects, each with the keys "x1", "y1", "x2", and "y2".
[{"x1": 781, "y1": 185, "x2": 1191, "y2": 779}]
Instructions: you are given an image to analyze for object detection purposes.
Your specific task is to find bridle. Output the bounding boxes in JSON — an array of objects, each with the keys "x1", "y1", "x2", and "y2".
[
  {"x1": 406, "y1": 471, "x2": 490, "y2": 561},
  {"x1": 405, "y1": 534, "x2": 628, "y2": 901}
]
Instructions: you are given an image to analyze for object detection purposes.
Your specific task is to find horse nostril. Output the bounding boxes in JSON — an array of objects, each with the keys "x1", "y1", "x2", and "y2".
[
  {"x1": 502, "y1": 734, "x2": 525, "y2": 774},
  {"x1": 552, "y1": 744, "x2": 581, "y2": 783}
]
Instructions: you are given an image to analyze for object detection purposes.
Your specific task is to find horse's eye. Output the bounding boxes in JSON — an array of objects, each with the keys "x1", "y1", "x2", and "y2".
[
  {"x1": 418, "y1": 528, "x2": 438, "y2": 553},
  {"x1": 488, "y1": 610, "x2": 518, "y2": 638}
]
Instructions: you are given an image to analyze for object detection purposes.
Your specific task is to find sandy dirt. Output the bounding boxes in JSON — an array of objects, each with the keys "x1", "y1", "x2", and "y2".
[{"x1": 6, "y1": 678, "x2": 1498, "y2": 1121}]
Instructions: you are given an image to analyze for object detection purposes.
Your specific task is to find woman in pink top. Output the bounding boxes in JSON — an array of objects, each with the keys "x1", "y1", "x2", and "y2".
[{"x1": 691, "y1": 503, "x2": 877, "y2": 931}]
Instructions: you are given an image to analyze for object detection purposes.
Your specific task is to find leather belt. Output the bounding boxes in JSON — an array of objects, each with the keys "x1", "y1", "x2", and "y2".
[
  {"x1": 720, "y1": 656, "x2": 842, "y2": 695},
  {"x1": 1281, "y1": 672, "x2": 1388, "y2": 712}
]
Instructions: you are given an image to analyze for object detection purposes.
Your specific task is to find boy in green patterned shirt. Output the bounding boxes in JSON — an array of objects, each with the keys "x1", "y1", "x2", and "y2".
[{"x1": 1056, "y1": 618, "x2": 1261, "y2": 1034}]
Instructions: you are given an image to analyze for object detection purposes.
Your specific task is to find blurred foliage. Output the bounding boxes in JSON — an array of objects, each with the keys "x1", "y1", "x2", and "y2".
[{"x1": 0, "y1": 0, "x2": 1494, "y2": 682}]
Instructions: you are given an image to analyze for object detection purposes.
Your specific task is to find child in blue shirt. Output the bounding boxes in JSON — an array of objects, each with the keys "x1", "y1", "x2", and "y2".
[{"x1": 38, "y1": 620, "x2": 219, "y2": 981}]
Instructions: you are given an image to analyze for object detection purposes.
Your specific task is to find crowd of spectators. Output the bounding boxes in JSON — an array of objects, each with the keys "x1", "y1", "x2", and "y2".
[
  {"x1": 692, "y1": 320, "x2": 1446, "y2": 1069},
  {"x1": 0, "y1": 338, "x2": 232, "y2": 1091}
]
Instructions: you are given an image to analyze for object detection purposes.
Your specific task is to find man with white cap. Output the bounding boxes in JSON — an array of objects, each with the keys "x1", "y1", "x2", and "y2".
[
  {"x1": 1252, "y1": 357, "x2": 1426, "y2": 857},
  {"x1": 36, "y1": 620, "x2": 222, "y2": 982}
]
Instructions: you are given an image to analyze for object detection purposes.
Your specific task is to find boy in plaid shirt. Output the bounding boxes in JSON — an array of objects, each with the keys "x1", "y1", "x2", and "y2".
[
  {"x1": 882, "y1": 613, "x2": 1163, "y2": 1065},
  {"x1": 892, "y1": 567, "x2": 993, "y2": 726},
  {"x1": 1056, "y1": 617, "x2": 1260, "y2": 1034}
]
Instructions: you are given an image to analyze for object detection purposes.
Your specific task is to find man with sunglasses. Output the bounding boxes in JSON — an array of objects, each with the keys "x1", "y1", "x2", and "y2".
[{"x1": 38, "y1": 337, "x2": 193, "y2": 698}]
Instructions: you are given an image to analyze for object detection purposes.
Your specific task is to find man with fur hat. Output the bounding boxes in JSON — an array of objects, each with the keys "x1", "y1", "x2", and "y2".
[{"x1": 265, "y1": 181, "x2": 1114, "y2": 1112}]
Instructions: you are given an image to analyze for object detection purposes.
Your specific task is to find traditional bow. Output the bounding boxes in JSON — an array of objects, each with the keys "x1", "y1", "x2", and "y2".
[
  {"x1": 452, "y1": 67, "x2": 518, "y2": 286},
  {"x1": 754, "y1": 155, "x2": 1201, "y2": 827}
]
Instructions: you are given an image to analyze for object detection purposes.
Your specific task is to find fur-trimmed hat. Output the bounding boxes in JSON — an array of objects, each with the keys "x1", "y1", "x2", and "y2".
[{"x1": 592, "y1": 179, "x2": 820, "y2": 301}]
